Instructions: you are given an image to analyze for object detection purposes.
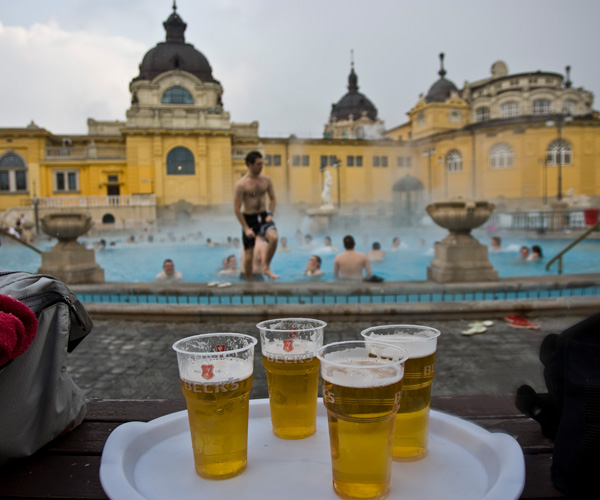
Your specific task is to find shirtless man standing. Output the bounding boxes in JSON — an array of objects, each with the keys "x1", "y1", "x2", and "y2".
[
  {"x1": 334, "y1": 235, "x2": 372, "y2": 280},
  {"x1": 234, "y1": 151, "x2": 279, "y2": 281}
]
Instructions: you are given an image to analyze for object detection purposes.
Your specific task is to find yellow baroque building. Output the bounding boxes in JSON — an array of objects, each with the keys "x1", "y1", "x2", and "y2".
[{"x1": 1, "y1": 7, "x2": 599, "y2": 231}]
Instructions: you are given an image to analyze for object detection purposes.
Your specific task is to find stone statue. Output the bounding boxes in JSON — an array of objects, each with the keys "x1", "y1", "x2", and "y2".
[
  {"x1": 565, "y1": 188, "x2": 591, "y2": 207},
  {"x1": 321, "y1": 170, "x2": 334, "y2": 208}
]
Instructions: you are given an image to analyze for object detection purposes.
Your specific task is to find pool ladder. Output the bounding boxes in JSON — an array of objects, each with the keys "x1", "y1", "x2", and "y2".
[{"x1": 546, "y1": 221, "x2": 600, "y2": 274}]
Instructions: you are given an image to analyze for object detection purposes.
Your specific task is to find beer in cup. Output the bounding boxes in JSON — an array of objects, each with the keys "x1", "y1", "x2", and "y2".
[
  {"x1": 257, "y1": 318, "x2": 326, "y2": 439},
  {"x1": 172, "y1": 333, "x2": 258, "y2": 479},
  {"x1": 317, "y1": 340, "x2": 407, "y2": 500},
  {"x1": 361, "y1": 325, "x2": 440, "y2": 461}
]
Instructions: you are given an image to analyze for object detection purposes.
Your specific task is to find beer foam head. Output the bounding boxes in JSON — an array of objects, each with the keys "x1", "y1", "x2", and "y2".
[
  {"x1": 257, "y1": 318, "x2": 326, "y2": 343},
  {"x1": 179, "y1": 357, "x2": 252, "y2": 384},
  {"x1": 173, "y1": 333, "x2": 256, "y2": 383},
  {"x1": 319, "y1": 346, "x2": 405, "y2": 388},
  {"x1": 362, "y1": 326, "x2": 439, "y2": 358},
  {"x1": 261, "y1": 338, "x2": 320, "y2": 357}
]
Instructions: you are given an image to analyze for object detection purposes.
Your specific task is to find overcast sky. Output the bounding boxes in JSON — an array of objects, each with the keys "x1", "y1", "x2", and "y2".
[{"x1": 1, "y1": 0, "x2": 598, "y2": 137}]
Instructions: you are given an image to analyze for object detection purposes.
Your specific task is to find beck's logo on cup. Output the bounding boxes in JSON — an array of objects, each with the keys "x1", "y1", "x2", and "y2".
[
  {"x1": 289, "y1": 329, "x2": 298, "y2": 339},
  {"x1": 201, "y1": 364, "x2": 214, "y2": 380},
  {"x1": 216, "y1": 344, "x2": 226, "y2": 352},
  {"x1": 283, "y1": 339, "x2": 294, "y2": 352}
]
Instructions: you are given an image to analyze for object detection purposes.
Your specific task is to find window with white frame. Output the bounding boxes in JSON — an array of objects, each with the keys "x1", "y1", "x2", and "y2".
[
  {"x1": 54, "y1": 170, "x2": 79, "y2": 192},
  {"x1": 489, "y1": 143, "x2": 514, "y2": 169},
  {"x1": 563, "y1": 99, "x2": 577, "y2": 115},
  {"x1": 546, "y1": 140, "x2": 572, "y2": 166},
  {"x1": 0, "y1": 153, "x2": 27, "y2": 192},
  {"x1": 445, "y1": 150, "x2": 462, "y2": 173},
  {"x1": 533, "y1": 99, "x2": 551, "y2": 115},
  {"x1": 500, "y1": 101, "x2": 520, "y2": 118},
  {"x1": 475, "y1": 106, "x2": 490, "y2": 122},
  {"x1": 417, "y1": 111, "x2": 425, "y2": 126}
]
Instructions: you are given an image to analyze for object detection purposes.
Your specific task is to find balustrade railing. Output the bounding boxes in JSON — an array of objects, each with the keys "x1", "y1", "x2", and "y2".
[
  {"x1": 45, "y1": 146, "x2": 126, "y2": 160},
  {"x1": 31, "y1": 195, "x2": 156, "y2": 208}
]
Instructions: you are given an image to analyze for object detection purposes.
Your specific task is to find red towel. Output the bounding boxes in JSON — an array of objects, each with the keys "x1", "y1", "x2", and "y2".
[{"x1": 0, "y1": 295, "x2": 38, "y2": 367}]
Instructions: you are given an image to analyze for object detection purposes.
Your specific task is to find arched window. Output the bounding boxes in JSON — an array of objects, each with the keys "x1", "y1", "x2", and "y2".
[
  {"x1": 475, "y1": 106, "x2": 490, "y2": 122},
  {"x1": 489, "y1": 143, "x2": 514, "y2": 169},
  {"x1": 162, "y1": 86, "x2": 193, "y2": 104},
  {"x1": 0, "y1": 153, "x2": 27, "y2": 192},
  {"x1": 546, "y1": 140, "x2": 572, "y2": 166},
  {"x1": 500, "y1": 101, "x2": 520, "y2": 118},
  {"x1": 533, "y1": 99, "x2": 551, "y2": 115},
  {"x1": 102, "y1": 214, "x2": 116, "y2": 224},
  {"x1": 167, "y1": 147, "x2": 195, "y2": 175},
  {"x1": 445, "y1": 150, "x2": 462, "y2": 173}
]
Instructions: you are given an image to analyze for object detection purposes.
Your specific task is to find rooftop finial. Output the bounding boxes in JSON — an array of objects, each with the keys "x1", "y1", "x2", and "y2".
[
  {"x1": 565, "y1": 65, "x2": 572, "y2": 88},
  {"x1": 438, "y1": 52, "x2": 447, "y2": 78},
  {"x1": 173, "y1": 0, "x2": 177, "y2": 12},
  {"x1": 348, "y1": 50, "x2": 358, "y2": 93}
]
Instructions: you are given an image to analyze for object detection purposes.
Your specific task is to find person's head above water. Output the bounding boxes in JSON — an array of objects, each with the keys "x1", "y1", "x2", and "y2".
[{"x1": 343, "y1": 235, "x2": 356, "y2": 250}]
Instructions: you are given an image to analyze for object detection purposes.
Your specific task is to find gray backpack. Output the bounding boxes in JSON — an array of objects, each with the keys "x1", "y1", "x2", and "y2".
[{"x1": 0, "y1": 271, "x2": 93, "y2": 464}]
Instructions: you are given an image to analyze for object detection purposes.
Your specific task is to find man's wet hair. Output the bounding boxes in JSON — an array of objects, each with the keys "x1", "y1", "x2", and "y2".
[
  {"x1": 245, "y1": 151, "x2": 263, "y2": 166},
  {"x1": 372, "y1": 242, "x2": 381, "y2": 250},
  {"x1": 343, "y1": 235, "x2": 355, "y2": 250}
]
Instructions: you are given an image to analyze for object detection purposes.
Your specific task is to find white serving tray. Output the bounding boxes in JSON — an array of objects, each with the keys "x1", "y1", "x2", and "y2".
[{"x1": 100, "y1": 398, "x2": 525, "y2": 500}]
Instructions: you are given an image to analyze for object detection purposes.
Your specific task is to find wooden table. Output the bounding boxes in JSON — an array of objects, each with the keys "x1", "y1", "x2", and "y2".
[{"x1": 0, "y1": 395, "x2": 564, "y2": 499}]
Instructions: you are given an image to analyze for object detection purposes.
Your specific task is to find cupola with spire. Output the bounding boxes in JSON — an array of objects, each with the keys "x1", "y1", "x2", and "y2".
[
  {"x1": 324, "y1": 51, "x2": 385, "y2": 139},
  {"x1": 330, "y1": 57, "x2": 378, "y2": 122},
  {"x1": 132, "y1": 1, "x2": 217, "y2": 84},
  {"x1": 425, "y1": 53, "x2": 458, "y2": 103}
]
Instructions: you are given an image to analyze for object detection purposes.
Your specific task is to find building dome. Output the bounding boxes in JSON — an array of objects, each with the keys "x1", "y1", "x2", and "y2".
[
  {"x1": 425, "y1": 53, "x2": 458, "y2": 103},
  {"x1": 132, "y1": 4, "x2": 217, "y2": 83},
  {"x1": 330, "y1": 65, "x2": 378, "y2": 121}
]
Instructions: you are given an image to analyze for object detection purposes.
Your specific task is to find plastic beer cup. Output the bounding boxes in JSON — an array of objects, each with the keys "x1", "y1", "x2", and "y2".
[
  {"x1": 361, "y1": 325, "x2": 441, "y2": 461},
  {"x1": 257, "y1": 318, "x2": 326, "y2": 439},
  {"x1": 317, "y1": 340, "x2": 407, "y2": 500},
  {"x1": 172, "y1": 333, "x2": 258, "y2": 479}
]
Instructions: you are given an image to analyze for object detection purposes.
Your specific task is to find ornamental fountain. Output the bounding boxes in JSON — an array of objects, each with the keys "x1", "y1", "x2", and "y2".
[
  {"x1": 426, "y1": 199, "x2": 498, "y2": 283},
  {"x1": 38, "y1": 213, "x2": 105, "y2": 284}
]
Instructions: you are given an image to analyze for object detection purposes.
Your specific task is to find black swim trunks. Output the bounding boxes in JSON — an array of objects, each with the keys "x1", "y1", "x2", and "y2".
[{"x1": 242, "y1": 212, "x2": 276, "y2": 249}]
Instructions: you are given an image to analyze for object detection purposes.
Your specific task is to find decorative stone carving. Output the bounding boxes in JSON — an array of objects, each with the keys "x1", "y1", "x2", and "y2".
[
  {"x1": 426, "y1": 199, "x2": 498, "y2": 283},
  {"x1": 38, "y1": 213, "x2": 105, "y2": 284}
]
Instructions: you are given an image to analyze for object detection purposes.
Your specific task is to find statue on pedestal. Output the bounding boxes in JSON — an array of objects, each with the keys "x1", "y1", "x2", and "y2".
[{"x1": 321, "y1": 171, "x2": 334, "y2": 209}]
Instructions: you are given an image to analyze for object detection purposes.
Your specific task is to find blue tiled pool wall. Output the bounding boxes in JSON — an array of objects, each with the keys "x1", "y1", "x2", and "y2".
[{"x1": 76, "y1": 283, "x2": 600, "y2": 305}]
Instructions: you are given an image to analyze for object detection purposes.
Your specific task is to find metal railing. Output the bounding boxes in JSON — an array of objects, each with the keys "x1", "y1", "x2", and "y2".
[
  {"x1": 0, "y1": 227, "x2": 42, "y2": 254},
  {"x1": 546, "y1": 221, "x2": 600, "y2": 274},
  {"x1": 32, "y1": 194, "x2": 156, "y2": 208},
  {"x1": 486, "y1": 209, "x2": 596, "y2": 232},
  {"x1": 45, "y1": 146, "x2": 126, "y2": 160}
]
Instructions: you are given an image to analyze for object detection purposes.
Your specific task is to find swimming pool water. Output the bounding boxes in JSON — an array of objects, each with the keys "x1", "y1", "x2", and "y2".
[{"x1": 2, "y1": 232, "x2": 599, "y2": 283}]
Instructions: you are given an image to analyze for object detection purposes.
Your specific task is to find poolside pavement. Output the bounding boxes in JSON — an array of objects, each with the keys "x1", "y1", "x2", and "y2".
[{"x1": 67, "y1": 314, "x2": 589, "y2": 402}]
